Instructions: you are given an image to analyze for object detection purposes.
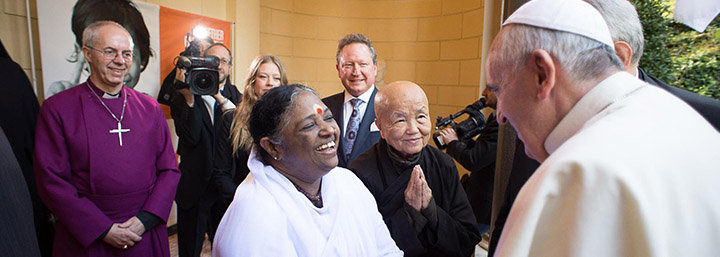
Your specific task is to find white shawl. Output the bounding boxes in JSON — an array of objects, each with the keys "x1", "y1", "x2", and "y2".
[{"x1": 213, "y1": 149, "x2": 402, "y2": 257}]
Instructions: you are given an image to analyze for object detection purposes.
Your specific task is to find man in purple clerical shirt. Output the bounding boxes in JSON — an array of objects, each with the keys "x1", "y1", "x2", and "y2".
[{"x1": 34, "y1": 21, "x2": 180, "y2": 257}]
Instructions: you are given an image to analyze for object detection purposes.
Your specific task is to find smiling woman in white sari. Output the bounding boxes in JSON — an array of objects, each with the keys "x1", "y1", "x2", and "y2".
[{"x1": 212, "y1": 84, "x2": 402, "y2": 257}]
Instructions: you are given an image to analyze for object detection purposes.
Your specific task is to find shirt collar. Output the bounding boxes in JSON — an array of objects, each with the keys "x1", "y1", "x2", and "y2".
[
  {"x1": 343, "y1": 85, "x2": 375, "y2": 105},
  {"x1": 544, "y1": 72, "x2": 646, "y2": 155}
]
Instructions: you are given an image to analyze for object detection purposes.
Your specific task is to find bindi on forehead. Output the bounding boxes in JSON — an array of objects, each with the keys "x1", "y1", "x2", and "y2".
[{"x1": 313, "y1": 104, "x2": 323, "y2": 115}]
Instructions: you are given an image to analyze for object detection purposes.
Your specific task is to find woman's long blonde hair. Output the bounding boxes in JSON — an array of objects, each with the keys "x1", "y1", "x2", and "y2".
[{"x1": 229, "y1": 54, "x2": 288, "y2": 156}]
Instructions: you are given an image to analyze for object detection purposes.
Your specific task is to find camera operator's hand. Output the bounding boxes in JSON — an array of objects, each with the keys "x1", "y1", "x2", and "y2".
[
  {"x1": 178, "y1": 88, "x2": 194, "y2": 107},
  {"x1": 212, "y1": 92, "x2": 225, "y2": 106},
  {"x1": 438, "y1": 127, "x2": 459, "y2": 145},
  {"x1": 174, "y1": 67, "x2": 195, "y2": 107},
  {"x1": 174, "y1": 67, "x2": 186, "y2": 82}
]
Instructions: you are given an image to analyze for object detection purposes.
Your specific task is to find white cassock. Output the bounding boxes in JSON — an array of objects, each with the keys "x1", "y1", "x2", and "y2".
[
  {"x1": 213, "y1": 150, "x2": 403, "y2": 257},
  {"x1": 496, "y1": 72, "x2": 720, "y2": 257}
]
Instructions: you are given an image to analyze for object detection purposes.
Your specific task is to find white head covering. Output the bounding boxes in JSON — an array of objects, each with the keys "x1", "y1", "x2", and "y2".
[{"x1": 503, "y1": 0, "x2": 614, "y2": 48}]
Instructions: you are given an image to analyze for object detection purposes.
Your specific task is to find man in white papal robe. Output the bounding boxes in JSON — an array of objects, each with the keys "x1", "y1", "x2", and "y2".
[{"x1": 485, "y1": 0, "x2": 720, "y2": 256}]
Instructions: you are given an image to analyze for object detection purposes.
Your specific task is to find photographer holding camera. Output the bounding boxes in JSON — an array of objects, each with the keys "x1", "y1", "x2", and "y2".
[
  {"x1": 170, "y1": 42, "x2": 241, "y2": 257},
  {"x1": 436, "y1": 87, "x2": 499, "y2": 236}
]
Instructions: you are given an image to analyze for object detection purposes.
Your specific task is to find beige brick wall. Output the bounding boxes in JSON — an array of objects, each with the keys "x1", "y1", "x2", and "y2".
[
  {"x1": 259, "y1": 0, "x2": 485, "y2": 146},
  {"x1": 3, "y1": 0, "x2": 485, "y2": 133},
  {"x1": 4, "y1": 0, "x2": 486, "y2": 175},
  {"x1": 258, "y1": 0, "x2": 486, "y2": 176}
]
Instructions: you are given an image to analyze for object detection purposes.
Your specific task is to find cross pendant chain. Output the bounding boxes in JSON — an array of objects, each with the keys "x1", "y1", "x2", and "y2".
[
  {"x1": 109, "y1": 121, "x2": 131, "y2": 146},
  {"x1": 86, "y1": 83, "x2": 130, "y2": 147}
]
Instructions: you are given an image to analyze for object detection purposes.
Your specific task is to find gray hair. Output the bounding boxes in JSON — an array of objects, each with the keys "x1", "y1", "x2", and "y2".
[
  {"x1": 487, "y1": 24, "x2": 623, "y2": 84},
  {"x1": 336, "y1": 33, "x2": 378, "y2": 64},
  {"x1": 584, "y1": 0, "x2": 645, "y2": 66},
  {"x1": 82, "y1": 21, "x2": 129, "y2": 48}
]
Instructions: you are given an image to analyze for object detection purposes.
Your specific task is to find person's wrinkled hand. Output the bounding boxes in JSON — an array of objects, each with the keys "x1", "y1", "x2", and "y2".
[
  {"x1": 405, "y1": 165, "x2": 432, "y2": 212},
  {"x1": 103, "y1": 223, "x2": 142, "y2": 249},
  {"x1": 120, "y1": 216, "x2": 146, "y2": 236},
  {"x1": 417, "y1": 165, "x2": 432, "y2": 209}
]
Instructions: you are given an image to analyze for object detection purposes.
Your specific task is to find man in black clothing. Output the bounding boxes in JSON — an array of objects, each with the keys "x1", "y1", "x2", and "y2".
[
  {"x1": 0, "y1": 40, "x2": 53, "y2": 257},
  {"x1": 349, "y1": 81, "x2": 480, "y2": 257},
  {"x1": 436, "y1": 87, "x2": 498, "y2": 235},
  {"x1": 171, "y1": 43, "x2": 241, "y2": 257},
  {"x1": 0, "y1": 127, "x2": 41, "y2": 257}
]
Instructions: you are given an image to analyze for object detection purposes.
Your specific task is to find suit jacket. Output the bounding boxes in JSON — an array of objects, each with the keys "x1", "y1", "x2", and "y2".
[
  {"x1": 638, "y1": 68, "x2": 720, "y2": 131},
  {"x1": 0, "y1": 126, "x2": 41, "y2": 257},
  {"x1": 171, "y1": 81, "x2": 241, "y2": 209},
  {"x1": 322, "y1": 88, "x2": 381, "y2": 168}
]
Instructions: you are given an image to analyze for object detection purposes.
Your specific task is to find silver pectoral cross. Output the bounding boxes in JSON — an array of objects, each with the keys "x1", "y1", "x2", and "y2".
[{"x1": 109, "y1": 121, "x2": 131, "y2": 146}]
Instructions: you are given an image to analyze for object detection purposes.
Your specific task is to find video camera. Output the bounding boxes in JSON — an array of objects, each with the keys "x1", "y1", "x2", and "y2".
[
  {"x1": 432, "y1": 98, "x2": 488, "y2": 149},
  {"x1": 175, "y1": 55, "x2": 220, "y2": 95}
]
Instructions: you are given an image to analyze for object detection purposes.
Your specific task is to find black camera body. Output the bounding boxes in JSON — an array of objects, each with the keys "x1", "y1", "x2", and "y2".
[
  {"x1": 175, "y1": 55, "x2": 220, "y2": 95},
  {"x1": 433, "y1": 98, "x2": 488, "y2": 149}
]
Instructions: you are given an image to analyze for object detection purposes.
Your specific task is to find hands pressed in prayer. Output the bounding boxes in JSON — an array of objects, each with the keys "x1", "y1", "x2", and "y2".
[
  {"x1": 103, "y1": 223, "x2": 142, "y2": 249},
  {"x1": 405, "y1": 165, "x2": 433, "y2": 212},
  {"x1": 438, "y1": 128, "x2": 459, "y2": 145},
  {"x1": 120, "y1": 216, "x2": 147, "y2": 237}
]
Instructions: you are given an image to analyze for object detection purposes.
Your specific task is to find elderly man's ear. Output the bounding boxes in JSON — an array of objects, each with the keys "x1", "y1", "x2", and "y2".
[
  {"x1": 529, "y1": 49, "x2": 556, "y2": 100},
  {"x1": 613, "y1": 41, "x2": 634, "y2": 73}
]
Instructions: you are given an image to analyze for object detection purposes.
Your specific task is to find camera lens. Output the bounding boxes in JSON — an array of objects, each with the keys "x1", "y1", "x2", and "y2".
[
  {"x1": 187, "y1": 68, "x2": 219, "y2": 95},
  {"x1": 195, "y1": 71, "x2": 213, "y2": 90}
]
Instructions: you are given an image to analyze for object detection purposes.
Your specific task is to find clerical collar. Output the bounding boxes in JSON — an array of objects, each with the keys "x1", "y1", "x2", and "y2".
[
  {"x1": 87, "y1": 79, "x2": 123, "y2": 99},
  {"x1": 102, "y1": 91, "x2": 121, "y2": 99},
  {"x1": 385, "y1": 140, "x2": 421, "y2": 173}
]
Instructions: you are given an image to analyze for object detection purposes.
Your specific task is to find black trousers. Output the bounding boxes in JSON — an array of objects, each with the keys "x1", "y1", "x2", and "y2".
[{"x1": 176, "y1": 187, "x2": 225, "y2": 257}]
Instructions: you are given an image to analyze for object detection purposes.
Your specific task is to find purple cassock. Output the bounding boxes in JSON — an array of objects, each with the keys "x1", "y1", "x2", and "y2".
[{"x1": 34, "y1": 79, "x2": 180, "y2": 257}]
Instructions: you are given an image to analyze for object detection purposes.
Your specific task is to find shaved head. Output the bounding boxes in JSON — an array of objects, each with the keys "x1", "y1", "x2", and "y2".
[{"x1": 375, "y1": 81, "x2": 431, "y2": 157}]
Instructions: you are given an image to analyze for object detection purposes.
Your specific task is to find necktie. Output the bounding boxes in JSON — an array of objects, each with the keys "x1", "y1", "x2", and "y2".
[
  {"x1": 345, "y1": 98, "x2": 363, "y2": 161},
  {"x1": 212, "y1": 91, "x2": 224, "y2": 156},
  {"x1": 213, "y1": 101, "x2": 222, "y2": 126}
]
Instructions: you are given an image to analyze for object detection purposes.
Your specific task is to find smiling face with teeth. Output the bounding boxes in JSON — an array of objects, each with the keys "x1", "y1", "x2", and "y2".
[
  {"x1": 83, "y1": 24, "x2": 134, "y2": 93},
  {"x1": 336, "y1": 43, "x2": 377, "y2": 97},
  {"x1": 275, "y1": 92, "x2": 341, "y2": 182}
]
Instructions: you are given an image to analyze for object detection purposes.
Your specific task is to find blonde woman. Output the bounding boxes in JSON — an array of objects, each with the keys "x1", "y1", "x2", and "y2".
[{"x1": 213, "y1": 55, "x2": 288, "y2": 205}]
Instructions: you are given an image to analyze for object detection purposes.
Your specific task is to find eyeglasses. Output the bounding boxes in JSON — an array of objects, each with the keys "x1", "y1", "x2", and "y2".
[{"x1": 87, "y1": 46, "x2": 134, "y2": 62}]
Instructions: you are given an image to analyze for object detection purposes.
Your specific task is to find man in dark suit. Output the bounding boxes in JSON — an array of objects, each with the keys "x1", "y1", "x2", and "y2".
[
  {"x1": 0, "y1": 127, "x2": 41, "y2": 257},
  {"x1": 0, "y1": 40, "x2": 53, "y2": 256},
  {"x1": 323, "y1": 33, "x2": 382, "y2": 167},
  {"x1": 586, "y1": 0, "x2": 720, "y2": 131},
  {"x1": 0, "y1": 40, "x2": 43, "y2": 257},
  {"x1": 171, "y1": 43, "x2": 241, "y2": 257}
]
